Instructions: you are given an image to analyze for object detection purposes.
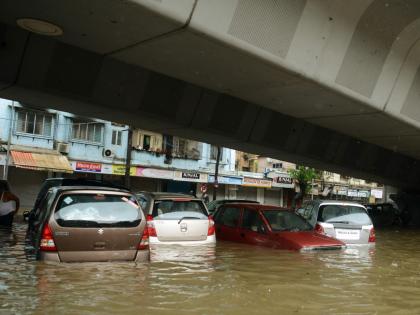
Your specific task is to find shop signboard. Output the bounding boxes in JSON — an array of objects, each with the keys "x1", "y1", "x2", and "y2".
[
  {"x1": 370, "y1": 189, "x2": 383, "y2": 199},
  {"x1": 334, "y1": 186, "x2": 348, "y2": 196},
  {"x1": 136, "y1": 167, "x2": 174, "y2": 179},
  {"x1": 242, "y1": 177, "x2": 272, "y2": 188},
  {"x1": 111, "y1": 164, "x2": 136, "y2": 176},
  {"x1": 271, "y1": 175, "x2": 294, "y2": 188},
  {"x1": 174, "y1": 171, "x2": 208, "y2": 183},
  {"x1": 357, "y1": 190, "x2": 370, "y2": 198},
  {"x1": 347, "y1": 189, "x2": 358, "y2": 197},
  {"x1": 208, "y1": 175, "x2": 243, "y2": 185},
  {"x1": 74, "y1": 161, "x2": 102, "y2": 173}
]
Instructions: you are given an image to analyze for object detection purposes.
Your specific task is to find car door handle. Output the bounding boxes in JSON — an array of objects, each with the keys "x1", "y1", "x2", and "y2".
[{"x1": 240, "y1": 233, "x2": 245, "y2": 238}]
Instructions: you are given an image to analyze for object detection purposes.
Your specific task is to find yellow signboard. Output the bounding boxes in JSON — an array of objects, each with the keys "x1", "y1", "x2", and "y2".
[{"x1": 112, "y1": 165, "x2": 136, "y2": 176}]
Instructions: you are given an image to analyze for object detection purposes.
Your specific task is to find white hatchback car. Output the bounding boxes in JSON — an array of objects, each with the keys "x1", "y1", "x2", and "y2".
[
  {"x1": 135, "y1": 192, "x2": 216, "y2": 246},
  {"x1": 297, "y1": 200, "x2": 375, "y2": 245}
]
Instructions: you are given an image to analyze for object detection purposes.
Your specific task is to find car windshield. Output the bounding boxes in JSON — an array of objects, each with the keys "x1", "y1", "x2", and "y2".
[
  {"x1": 54, "y1": 193, "x2": 141, "y2": 227},
  {"x1": 152, "y1": 200, "x2": 208, "y2": 220},
  {"x1": 207, "y1": 200, "x2": 220, "y2": 212},
  {"x1": 263, "y1": 210, "x2": 312, "y2": 232},
  {"x1": 318, "y1": 205, "x2": 372, "y2": 225}
]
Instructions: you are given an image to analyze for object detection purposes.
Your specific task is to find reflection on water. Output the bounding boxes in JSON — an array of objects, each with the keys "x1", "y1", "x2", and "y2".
[{"x1": 1, "y1": 224, "x2": 420, "y2": 314}]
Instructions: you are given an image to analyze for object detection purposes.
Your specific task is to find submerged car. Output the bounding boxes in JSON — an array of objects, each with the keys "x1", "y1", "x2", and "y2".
[
  {"x1": 214, "y1": 203, "x2": 345, "y2": 251},
  {"x1": 24, "y1": 177, "x2": 127, "y2": 224},
  {"x1": 207, "y1": 199, "x2": 259, "y2": 215},
  {"x1": 135, "y1": 192, "x2": 215, "y2": 246},
  {"x1": 27, "y1": 186, "x2": 149, "y2": 262},
  {"x1": 296, "y1": 200, "x2": 375, "y2": 245}
]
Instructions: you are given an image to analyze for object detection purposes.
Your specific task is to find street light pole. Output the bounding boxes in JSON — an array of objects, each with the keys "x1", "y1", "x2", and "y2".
[
  {"x1": 212, "y1": 146, "x2": 221, "y2": 201},
  {"x1": 124, "y1": 127, "x2": 133, "y2": 189},
  {"x1": 4, "y1": 101, "x2": 15, "y2": 180}
]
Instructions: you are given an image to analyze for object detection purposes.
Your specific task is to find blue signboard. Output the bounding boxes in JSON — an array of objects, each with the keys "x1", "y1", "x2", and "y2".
[{"x1": 208, "y1": 175, "x2": 243, "y2": 185}]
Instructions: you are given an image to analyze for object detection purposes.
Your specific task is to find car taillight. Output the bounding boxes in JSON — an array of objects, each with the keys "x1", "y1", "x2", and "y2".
[
  {"x1": 138, "y1": 228, "x2": 149, "y2": 250},
  {"x1": 314, "y1": 223, "x2": 325, "y2": 235},
  {"x1": 146, "y1": 215, "x2": 157, "y2": 237},
  {"x1": 39, "y1": 223, "x2": 57, "y2": 252},
  {"x1": 368, "y1": 227, "x2": 376, "y2": 243},
  {"x1": 207, "y1": 216, "x2": 215, "y2": 236}
]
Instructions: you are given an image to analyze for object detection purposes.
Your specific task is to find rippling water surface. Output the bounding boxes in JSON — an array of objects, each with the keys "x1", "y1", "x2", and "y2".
[{"x1": 1, "y1": 223, "x2": 420, "y2": 315}]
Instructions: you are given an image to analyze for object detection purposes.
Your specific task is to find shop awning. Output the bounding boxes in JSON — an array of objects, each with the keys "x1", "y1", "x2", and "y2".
[{"x1": 11, "y1": 150, "x2": 73, "y2": 173}]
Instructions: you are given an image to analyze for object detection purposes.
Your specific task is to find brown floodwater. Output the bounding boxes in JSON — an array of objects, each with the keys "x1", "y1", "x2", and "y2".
[{"x1": 1, "y1": 223, "x2": 420, "y2": 315}]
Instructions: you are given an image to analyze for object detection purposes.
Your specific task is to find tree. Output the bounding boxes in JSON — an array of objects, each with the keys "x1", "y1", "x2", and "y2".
[{"x1": 289, "y1": 166, "x2": 318, "y2": 202}]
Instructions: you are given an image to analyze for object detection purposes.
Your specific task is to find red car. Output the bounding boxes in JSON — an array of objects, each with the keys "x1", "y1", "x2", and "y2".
[{"x1": 214, "y1": 204, "x2": 345, "y2": 251}]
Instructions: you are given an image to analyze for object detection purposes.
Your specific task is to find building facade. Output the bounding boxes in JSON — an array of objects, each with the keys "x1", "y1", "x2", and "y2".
[
  {"x1": 0, "y1": 99, "x2": 385, "y2": 210},
  {"x1": 0, "y1": 99, "x2": 238, "y2": 208}
]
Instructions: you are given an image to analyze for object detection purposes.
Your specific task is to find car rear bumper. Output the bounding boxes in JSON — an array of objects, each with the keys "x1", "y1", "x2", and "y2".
[
  {"x1": 39, "y1": 251, "x2": 61, "y2": 262},
  {"x1": 149, "y1": 235, "x2": 216, "y2": 246},
  {"x1": 300, "y1": 245, "x2": 346, "y2": 252},
  {"x1": 134, "y1": 250, "x2": 150, "y2": 262},
  {"x1": 39, "y1": 250, "x2": 150, "y2": 262}
]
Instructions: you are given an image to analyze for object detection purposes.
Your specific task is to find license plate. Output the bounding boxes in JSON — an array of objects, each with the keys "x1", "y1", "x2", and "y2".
[{"x1": 335, "y1": 229, "x2": 360, "y2": 240}]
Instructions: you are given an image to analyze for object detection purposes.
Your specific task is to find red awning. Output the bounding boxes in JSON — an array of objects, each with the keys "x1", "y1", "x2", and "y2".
[{"x1": 11, "y1": 151, "x2": 73, "y2": 173}]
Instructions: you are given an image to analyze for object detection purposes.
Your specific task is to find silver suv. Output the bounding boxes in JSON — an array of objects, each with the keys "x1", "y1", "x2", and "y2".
[
  {"x1": 136, "y1": 192, "x2": 215, "y2": 246},
  {"x1": 296, "y1": 200, "x2": 375, "y2": 245}
]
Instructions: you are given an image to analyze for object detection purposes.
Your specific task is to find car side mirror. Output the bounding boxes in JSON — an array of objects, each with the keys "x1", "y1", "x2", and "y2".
[
  {"x1": 257, "y1": 225, "x2": 267, "y2": 234},
  {"x1": 23, "y1": 211, "x2": 30, "y2": 221}
]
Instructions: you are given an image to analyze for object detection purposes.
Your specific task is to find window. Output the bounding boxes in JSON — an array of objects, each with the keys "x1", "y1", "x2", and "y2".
[
  {"x1": 263, "y1": 210, "x2": 312, "y2": 232},
  {"x1": 71, "y1": 120, "x2": 103, "y2": 143},
  {"x1": 15, "y1": 109, "x2": 53, "y2": 137},
  {"x1": 272, "y1": 163, "x2": 282, "y2": 169},
  {"x1": 242, "y1": 209, "x2": 266, "y2": 233},
  {"x1": 216, "y1": 206, "x2": 241, "y2": 227},
  {"x1": 54, "y1": 193, "x2": 141, "y2": 227},
  {"x1": 210, "y1": 145, "x2": 223, "y2": 160},
  {"x1": 318, "y1": 205, "x2": 372, "y2": 225},
  {"x1": 111, "y1": 130, "x2": 122, "y2": 146},
  {"x1": 152, "y1": 200, "x2": 208, "y2": 219},
  {"x1": 173, "y1": 138, "x2": 186, "y2": 156},
  {"x1": 143, "y1": 135, "x2": 151, "y2": 150}
]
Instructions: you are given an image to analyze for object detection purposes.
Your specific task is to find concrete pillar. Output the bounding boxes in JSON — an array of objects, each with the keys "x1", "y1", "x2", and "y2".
[
  {"x1": 280, "y1": 188, "x2": 284, "y2": 207},
  {"x1": 257, "y1": 188, "x2": 264, "y2": 203}
]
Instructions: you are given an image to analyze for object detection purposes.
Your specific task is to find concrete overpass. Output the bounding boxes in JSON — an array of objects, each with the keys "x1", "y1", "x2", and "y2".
[{"x1": 1, "y1": 0, "x2": 420, "y2": 189}]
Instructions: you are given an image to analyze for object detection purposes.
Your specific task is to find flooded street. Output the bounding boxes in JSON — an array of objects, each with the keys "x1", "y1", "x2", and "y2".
[{"x1": 1, "y1": 224, "x2": 420, "y2": 315}]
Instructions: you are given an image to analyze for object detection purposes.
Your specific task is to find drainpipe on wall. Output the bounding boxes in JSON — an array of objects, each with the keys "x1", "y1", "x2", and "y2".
[
  {"x1": 3, "y1": 101, "x2": 15, "y2": 180},
  {"x1": 124, "y1": 127, "x2": 133, "y2": 189},
  {"x1": 212, "y1": 146, "x2": 221, "y2": 201}
]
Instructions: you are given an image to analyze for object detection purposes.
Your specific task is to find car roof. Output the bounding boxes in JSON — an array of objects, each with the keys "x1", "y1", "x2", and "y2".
[
  {"x1": 312, "y1": 200, "x2": 365, "y2": 207},
  {"x1": 215, "y1": 199, "x2": 259, "y2": 203},
  {"x1": 221, "y1": 203, "x2": 290, "y2": 211},
  {"x1": 51, "y1": 186, "x2": 132, "y2": 194},
  {"x1": 136, "y1": 191, "x2": 196, "y2": 199},
  {"x1": 44, "y1": 177, "x2": 128, "y2": 190}
]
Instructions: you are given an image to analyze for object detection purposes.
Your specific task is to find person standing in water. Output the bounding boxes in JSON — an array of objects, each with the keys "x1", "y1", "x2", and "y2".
[{"x1": 0, "y1": 180, "x2": 19, "y2": 226}]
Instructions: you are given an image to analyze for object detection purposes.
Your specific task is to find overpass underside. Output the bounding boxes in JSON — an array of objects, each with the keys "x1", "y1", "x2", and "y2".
[{"x1": 1, "y1": 0, "x2": 420, "y2": 188}]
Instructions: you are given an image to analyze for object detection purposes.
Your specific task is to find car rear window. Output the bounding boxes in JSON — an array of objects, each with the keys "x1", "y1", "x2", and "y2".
[
  {"x1": 263, "y1": 210, "x2": 312, "y2": 232},
  {"x1": 318, "y1": 205, "x2": 372, "y2": 225},
  {"x1": 54, "y1": 193, "x2": 141, "y2": 227},
  {"x1": 152, "y1": 199, "x2": 208, "y2": 220}
]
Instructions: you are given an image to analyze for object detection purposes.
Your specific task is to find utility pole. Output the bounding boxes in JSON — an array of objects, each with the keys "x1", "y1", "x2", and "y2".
[
  {"x1": 4, "y1": 101, "x2": 15, "y2": 180},
  {"x1": 212, "y1": 146, "x2": 221, "y2": 201},
  {"x1": 124, "y1": 127, "x2": 133, "y2": 189}
]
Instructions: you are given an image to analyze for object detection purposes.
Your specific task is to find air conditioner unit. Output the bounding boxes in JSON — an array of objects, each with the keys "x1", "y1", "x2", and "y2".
[
  {"x1": 54, "y1": 142, "x2": 70, "y2": 154},
  {"x1": 103, "y1": 148, "x2": 115, "y2": 158}
]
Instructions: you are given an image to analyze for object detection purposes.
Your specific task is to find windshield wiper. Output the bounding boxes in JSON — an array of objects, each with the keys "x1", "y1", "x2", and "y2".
[
  {"x1": 327, "y1": 221, "x2": 350, "y2": 224},
  {"x1": 178, "y1": 217, "x2": 200, "y2": 224}
]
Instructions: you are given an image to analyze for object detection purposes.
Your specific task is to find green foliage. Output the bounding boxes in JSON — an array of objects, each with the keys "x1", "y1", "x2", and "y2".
[{"x1": 288, "y1": 166, "x2": 318, "y2": 194}]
